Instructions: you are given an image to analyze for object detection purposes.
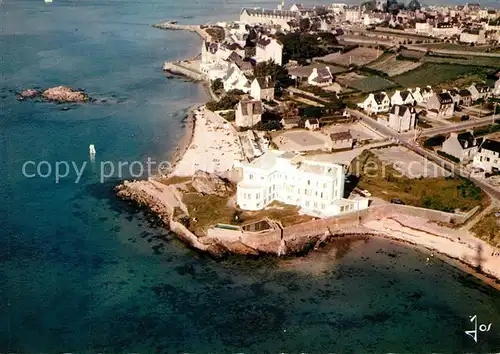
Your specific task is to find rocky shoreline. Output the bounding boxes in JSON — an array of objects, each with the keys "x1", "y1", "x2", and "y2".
[{"x1": 114, "y1": 178, "x2": 500, "y2": 288}]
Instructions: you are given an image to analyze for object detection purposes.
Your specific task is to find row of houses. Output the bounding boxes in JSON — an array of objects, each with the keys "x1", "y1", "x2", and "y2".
[
  {"x1": 441, "y1": 132, "x2": 500, "y2": 173},
  {"x1": 359, "y1": 80, "x2": 498, "y2": 121}
]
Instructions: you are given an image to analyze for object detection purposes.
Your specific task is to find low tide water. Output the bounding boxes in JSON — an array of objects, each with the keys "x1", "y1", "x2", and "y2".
[{"x1": 1, "y1": 0, "x2": 499, "y2": 352}]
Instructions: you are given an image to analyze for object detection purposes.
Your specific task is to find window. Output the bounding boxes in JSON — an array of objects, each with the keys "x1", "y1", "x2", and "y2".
[
  {"x1": 249, "y1": 174, "x2": 254, "y2": 180},
  {"x1": 256, "y1": 193, "x2": 260, "y2": 199},
  {"x1": 321, "y1": 192, "x2": 323, "y2": 198},
  {"x1": 321, "y1": 204, "x2": 325, "y2": 209},
  {"x1": 307, "y1": 180, "x2": 311, "y2": 185},
  {"x1": 305, "y1": 201, "x2": 310, "y2": 207},
  {"x1": 323, "y1": 183, "x2": 327, "y2": 188},
  {"x1": 269, "y1": 187, "x2": 272, "y2": 193},
  {"x1": 314, "y1": 202, "x2": 317, "y2": 208},
  {"x1": 261, "y1": 176, "x2": 264, "y2": 180}
]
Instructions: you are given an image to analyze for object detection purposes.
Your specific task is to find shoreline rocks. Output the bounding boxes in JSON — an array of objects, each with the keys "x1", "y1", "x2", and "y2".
[{"x1": 18, "y1": 85, "x2": 90, "y2": 103}]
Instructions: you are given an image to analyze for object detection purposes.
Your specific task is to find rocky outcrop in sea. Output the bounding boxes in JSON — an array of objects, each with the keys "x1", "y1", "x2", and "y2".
[{"x1": 18, "y1": 86, "x2": 90, "y2": 103}]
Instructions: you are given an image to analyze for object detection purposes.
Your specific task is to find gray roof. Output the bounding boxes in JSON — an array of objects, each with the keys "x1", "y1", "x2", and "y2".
[
  {"x1": 330, "y1": 131, "x2": 352, "y2": 141},
  {"x1": 390, "y1": 104, "x2": 414, "y2": 117},
  {"x1": 238, "y1": 99, "x2": 263, "y2": 116},
  {"x1": 456, "y1": 132, "x2": 480, "y2": 150},
  {"x1": 437, "y1": 92, "x2": 453, "y2": 104},
  {"x1": 459, "y1": 89, "x2": 472, "y2": 97},
  {"x1": 480, "y1": 139, "x2": 500, "y2": 154},
  {"x1": 255, "y1": 76, "x2": 275, "y2": 89},
  {"x1": 373, "y1": 93, "x2": 388, "y2": 105},
  {"x1": 400, "y1": 90, "x2": 412, "y2": 101}
]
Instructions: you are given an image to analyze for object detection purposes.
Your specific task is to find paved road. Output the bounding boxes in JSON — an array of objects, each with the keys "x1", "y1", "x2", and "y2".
[{"x1": 348, "y1": 108, "x2": 500, "y2": 201}]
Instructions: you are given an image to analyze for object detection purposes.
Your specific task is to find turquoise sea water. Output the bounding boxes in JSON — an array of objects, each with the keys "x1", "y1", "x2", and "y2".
[{"x1": 1, "y1": 0, "x2": 500, "y2": 352}]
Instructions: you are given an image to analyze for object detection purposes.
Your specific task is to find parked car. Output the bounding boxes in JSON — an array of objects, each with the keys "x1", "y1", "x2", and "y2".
[{"x1": 391, "y1": 198, "x2": 405, "y2": 205}]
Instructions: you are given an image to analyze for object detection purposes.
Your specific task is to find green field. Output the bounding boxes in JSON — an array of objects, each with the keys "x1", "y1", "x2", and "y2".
[
  {"x1": 350, "y1": 151, "x2": 488, "y2": 213},
  {"x1": 346, "y1": 76, "x2": 397, "y2": 93},
  {"x1": 392, "y1": 63, "x2": 492, "y2": 88},
  {"x1": 414, "y1": 42, "x2": 498, "y2": 52},
  {"x1": 423, "y1": 55, "x2": 500, "y2": 68}
]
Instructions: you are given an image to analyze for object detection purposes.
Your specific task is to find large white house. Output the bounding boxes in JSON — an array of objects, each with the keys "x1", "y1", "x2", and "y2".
[
  {"x1": 255, "y1": 36, "x2": 284, "y2": 65},
  {"x1": 307, "y1": 67, "x2": 334, "y2": 87},
  {"x1": 358, "y1": 92, "x2": 390, "y2": 114},
  {"x1": 235, "y1": 99, "x2": 263, "y2": 128},
  {"x1": 251, "y1": 76, "x2": 275, "y2": 101},
  {"x1": 235, "y1": 151, "x2": 369, "y2": 217},
  {"x1": 380, "y1": 104, "x2": 417, "y2": 133},
  {"x1": 473, "y1": 139, "x2": 500, "y2": 173},
  {"x1": 223, "y1": 64, "x2": 251, "y2": 93}
]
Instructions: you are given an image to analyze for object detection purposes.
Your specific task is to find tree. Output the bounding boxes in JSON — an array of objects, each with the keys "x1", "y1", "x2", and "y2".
[
  {"x1": 210, "y1": 78, "x2": 223, "y2": 93},
  {"x1": 254, "y1": 60, "x2": 291, "y2": 89},
  {"x1": 277, "y1": 32, "x2": 331, "y2": 64},
  {"x1": 408, "y1": 0, "x2": 421, "y2": 11}
]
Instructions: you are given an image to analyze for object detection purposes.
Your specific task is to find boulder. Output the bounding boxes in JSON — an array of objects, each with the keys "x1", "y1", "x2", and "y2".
[
  {"x1": 20, "y1": 89, "x2": 41, "y2": 98},
  {"x1": 42, "y1": 86, "x2": 89, "y2": 103},
  {"x1": 191, "y1": 170, "x2": 234, "y2": 197}
]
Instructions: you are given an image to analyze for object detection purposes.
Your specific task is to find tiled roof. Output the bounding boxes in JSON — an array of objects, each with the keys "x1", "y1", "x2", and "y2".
[
  {"x1": 330, "y1": 131, "x2": 353, "y2": 141},
  {"x1": 459, "y1": 89, "x2": 471, "y2": 97},
  {"x1": 480, "y1": 139, "x2": 500, "y2": 154},
  {"x1": 456, "y1": 132, "x2": 479, "y2": 150},
  {"x1": 400, "y1": 90, "x2": 412, "y2": 101},
  {"x1": 255, "y1": 76, "x2": 275, "y2": 89},
  {"x1": 390, "y1": 104, "x2": 414, "y2": 117},
  {"x1": 437, "y1": 92, "x2": 453, "y2": 104},
  {"x1": 239, "y1": 99, "x2": 263, "y2": 116},
  {"x1": 373, "y1": 92, "x2": 388, "y2": 105}
]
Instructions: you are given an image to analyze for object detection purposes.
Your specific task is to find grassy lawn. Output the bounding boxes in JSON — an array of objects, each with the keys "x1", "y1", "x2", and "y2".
[
  {"x1": 182, "y1": 194, "x2": 314, "y2": 235},
  {"x1": 470, "y1": 209, "x2": 500, "y2": 247},
  {"x1": 392, "y1": 63, "x2": 492, "y2": 89},
  {"x1": 347, "y1": 76, "x2": 397, "y2": 93},
  {"x1": 241, "y1": 201, "x2": 314, "y2": 227},
  {"x1": 350, "y1": 151, "x2": 488, "y2": 213}
]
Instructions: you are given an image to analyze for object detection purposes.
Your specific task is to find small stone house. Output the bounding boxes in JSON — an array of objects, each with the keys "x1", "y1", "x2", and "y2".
[
  {"x1": 235, "y1": 99, "x2": 263, "y2": 128},
  {"x1": 426, "y1": 92, "x2": 454, "y2": 118},
  {"x1": 251, "y1": 76, "x2": 275, "y2": 101},
  {"x1": 305, "y1": 118, "x2": 320, "y2": 130},
  {"x1": 468, "y1": 83, "x2": 491, "y2": 101},
  {"x1": 307, "y1": 67, "x2": 333, "y2": 87},
  {"x1": 281, "y1": 117, "x2": 300, "y2": 129},
  {"x1": 459, "y1": 89, "x2": 473, "y2": 106},
  {"x1": 386, "y1": 104, "x2": 417, "y2": 132},
  {"x1": 330, "y1": 131, "x2": 354, "y2": 150},
  {"x1": 442, "y1": 131, "x2": 482, "y2": 162},
  {"x1": 359, "y1": 92, "x2": 390, "y2": 114},
  {"x1": 473, "y1": 139, "x2": 500, "y2": 173}
]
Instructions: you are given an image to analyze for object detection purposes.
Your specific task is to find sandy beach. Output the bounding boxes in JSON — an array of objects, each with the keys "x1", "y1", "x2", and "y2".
[
  {"x1": 364, "y1": 215, "x2": 500, "y2": 284},
  {"x1": 169, "y1": 107, "x2": 244, "y2": 177}
]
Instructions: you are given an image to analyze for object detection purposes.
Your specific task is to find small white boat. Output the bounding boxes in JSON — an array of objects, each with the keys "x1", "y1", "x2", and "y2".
[
  {"x1": 89, "y1": 144, "x2": 96, "y2": 155},
  {"x1": 45, "y1": 0, "x2": 53, "y2": 3}
]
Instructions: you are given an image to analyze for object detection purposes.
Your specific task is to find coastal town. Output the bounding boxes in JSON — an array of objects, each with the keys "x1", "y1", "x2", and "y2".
[{"x1": 118, "y1": 1, "x2": 500, "y2": 284}]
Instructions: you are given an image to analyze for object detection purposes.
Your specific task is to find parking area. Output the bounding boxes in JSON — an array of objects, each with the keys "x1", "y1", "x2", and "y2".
[
  {"x1": 372, "y1": 146, "x2": 450, "y2": 179},
  {"x1": 324, "y1": 122, "x2": 383, "y2": 141},
  {"x1": 273, "y1": 130, "x2": 330, "y2": 152}
]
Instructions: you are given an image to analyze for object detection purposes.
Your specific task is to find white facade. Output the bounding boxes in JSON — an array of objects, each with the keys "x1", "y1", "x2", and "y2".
[
  {"x1": 415, "y1": 22, "x2": 432, "y2": 34},
  {"x1": 235, "y1": 151, "x2": 368, "y2": 217},
  {"x1": 235, "y1": 99, "x2": 263, "y2": 128},
  {"x1": 255, "y1": 36, "x2": 283, "y2": 65},
  {"x1": 494, "y1": 79, "x2": 500, "y2": 97},
  {"x1": 473, "y1": 140, "x2": 500, "y2": 173},
  {"x1": 409, "y1": 87, "x2": 425, "y2": 103},
  {"x1": 307, "y1": 67, "x2": 333, "y2": 87},
  {"x1": 358, "y1": 92, "x2": 390, "y2": 114},
  {"x1": 223, "y1": 64, "x2": 251, "y2": 93},
  {"x1": 250, "y1": 77, "x2": 275, "y2": 101},
  {"x1": 391, "y1": 90, "x2": 415, "y2": 106},
  {"x1": 460, "y1": 30, "x2": 487, "y2": 44},
  {"x1": 240, "y1": 8, "x2": 298, "y2": 31}
]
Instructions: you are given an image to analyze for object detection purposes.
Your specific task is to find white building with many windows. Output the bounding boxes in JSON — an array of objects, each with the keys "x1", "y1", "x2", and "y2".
[
  {"x1": 234, "y1": 151, "x2": 369, "y2": 217},
  {"x1": 473, "y1": 139, "x2": 500, "y2": 173}
]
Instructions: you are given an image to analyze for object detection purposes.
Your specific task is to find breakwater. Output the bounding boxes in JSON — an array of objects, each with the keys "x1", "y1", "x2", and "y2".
[{"x1": 152, "y1": 21, "x2": 212, "y2": 41}]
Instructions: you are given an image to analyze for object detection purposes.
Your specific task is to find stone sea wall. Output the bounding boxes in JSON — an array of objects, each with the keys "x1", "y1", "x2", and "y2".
[{"x1": 116, "y1": 180, "x2": 478, "y2": 258}]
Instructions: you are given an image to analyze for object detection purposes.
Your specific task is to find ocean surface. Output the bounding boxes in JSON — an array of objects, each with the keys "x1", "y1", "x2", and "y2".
[{"x1": 1, "y1": 0, "x2": 499, "y2": 352}]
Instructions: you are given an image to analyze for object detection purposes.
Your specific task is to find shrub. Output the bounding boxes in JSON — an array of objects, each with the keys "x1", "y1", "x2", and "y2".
[{"x1": 437, "y1": 150, "x2": 460, "y2": 163}]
